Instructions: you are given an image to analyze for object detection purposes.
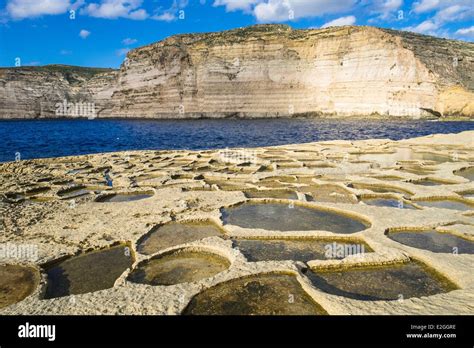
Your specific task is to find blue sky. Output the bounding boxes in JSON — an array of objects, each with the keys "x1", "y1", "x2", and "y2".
[{"x1": 0, "y1": 0, "x2": 473, "y2": 68}]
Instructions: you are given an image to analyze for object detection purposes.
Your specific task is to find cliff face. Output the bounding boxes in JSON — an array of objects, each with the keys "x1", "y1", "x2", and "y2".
[
  {"x1": 0, "y1": 65, "x2": 117, "y2": 119},
  {"x1": 0, "y1": 25, "x2": 473, "y2": 119}
]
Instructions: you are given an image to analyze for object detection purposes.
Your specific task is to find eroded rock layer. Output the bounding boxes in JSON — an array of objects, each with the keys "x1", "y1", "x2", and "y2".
[{"x1": 1, "y1": 25, "x2": 473, "y2": 119}]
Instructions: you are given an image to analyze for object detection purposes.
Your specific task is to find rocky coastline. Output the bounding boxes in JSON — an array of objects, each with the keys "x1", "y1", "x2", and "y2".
[{"x1": 1, "y1": 131, "x2": 473, "y2": 315}]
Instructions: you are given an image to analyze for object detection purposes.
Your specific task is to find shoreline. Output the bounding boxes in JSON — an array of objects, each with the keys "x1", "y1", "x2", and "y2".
[
  {"x1": 1, "y1": 123, "x2": 473, "y2": 164},
  {"x1": 1, "y1": 130, "x2": 473, "y2": 315},
  {"x1": 1, "y1": 115, "x2": 473, "y2": 122}
]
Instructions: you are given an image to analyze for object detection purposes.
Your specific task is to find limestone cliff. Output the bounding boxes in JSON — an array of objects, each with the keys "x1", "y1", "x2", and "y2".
[
  {"x1": 0, "y1": 65, "x2": 117, "y2": 119},
  {"x1": 0, "y1": 25, "x2": 473, "y2": 119}
]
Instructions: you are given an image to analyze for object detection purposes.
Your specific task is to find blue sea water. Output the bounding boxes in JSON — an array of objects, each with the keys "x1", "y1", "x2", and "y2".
[{"x1": 0, "y1": 118, "x2": 472, "y2": 162}]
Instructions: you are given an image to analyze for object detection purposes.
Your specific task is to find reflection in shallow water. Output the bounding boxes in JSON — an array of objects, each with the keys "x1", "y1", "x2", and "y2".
[
  {"x1": 137, "y1": 221, "x2": 225, "y2": 255},
  {"x1": 411, "y1": 179, "x2": 453, "y2": 187},
  {"x1": 306, "y1": 261, "x2": 456, "y2": 301},
  {"x1": 416, "y1": 200, "x2": 473, "y2": 211},
  {"x1": 411, "y1": 152, "x2": 455, "y2": 163},
  {"x1": 128, "y1": 250, "x2": 230, "y2": 286},
  {"x1": 221, "y1": 203, "x2": 368, "y2": 233},
  {"x1": 183, "y1": 273, "x2": 327, "y2": 315},
  {"x1": 44, "y1": 244, "x2": 133, "y2": 299},
  {"x1": 360, "y1": 198, "x2": 417, "y2": 209},
  {"x1": 233, "y1": 239, "x2": 370, "y2": 262},
  {"x1": 387, "y1": 230, "x2": 474, "y2": 254}
]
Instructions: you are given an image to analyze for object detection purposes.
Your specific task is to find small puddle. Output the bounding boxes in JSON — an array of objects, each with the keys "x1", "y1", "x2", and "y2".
[
  {"x1": 398, "y1": 166, "x2": 436, "y2": 175},
  {"x1": 221, "y1": 203, "x2": 368, "y2": 233},
  {"x1": 371, "y1": 175, "x2": 404, "y2": 181},
  {"x1": 3, "y1": 193, "x2": 25, "y2": 203},
  {"x1": 357, "y1": 149, "x2": 453, "y2": 165},
  {"x1": 183, "y1": 273, "x2": 327, "y2": 315},
  {"x1": 58, "y1": 187, "x2": 88, "y2": 199},
  {"x1": 409, "y1": 179, "x2": 454, "y2": 187},
  {"x1": 0, "y1": 264, "x2": 40, "y2": 309},
  {"x1": 455, "y1": 167, "x2": 474, "y2": 181},
  {"x1": 137, "y1": 221, "x2": 225, "y2": 255},
  {"x1": 96, "y1": 192, "x2": 153, "y2": 203},
  {"x1": 128, "y1": 250, "x2": 230, "y2": 286},
  {"x1": 25, "y1": 187, "x2": 51, "y2": 196},
  {"x1": 411, "y1": 152, "x2": 454, "y2": 163},
  {"x1": 387, "y1": 230, "x2": 474, "y2": 254},
  {"x1": 243, "y1": 189, "x2": 298, "y2": 200},
  {"x1": 350, "y1": 183, "x2": 412, "y2": 197},
  {"x1": 233, "y1": 239, "x2": 370, "y2": 262},
  {"x1": 415, "y1": 199, "x2": 473, "y2": 211},
  {"x1": 360, "y1": 198, "x2": 417, "y2": 209},
  {"x1": 306, "y1": 261, "x2": 456, "y2": 301},
  {"x1": 58, "y1": 186, "x2": 103, "y2": 199},
  {"x1": 358, "y1": 148, "x2": 414, "y2": 166},
  {"x1": 302, "y1": 185, "x2": 358, "y2": 204},
  {"x1": 205, "y1": 180, "x2": 245, "y2": 191},
  {"x1": 460, "y1": 191, "x2": 474, "y2": 199},
  {"x1": 43, "y1": 244, "x2": 133, "y2": 299}
]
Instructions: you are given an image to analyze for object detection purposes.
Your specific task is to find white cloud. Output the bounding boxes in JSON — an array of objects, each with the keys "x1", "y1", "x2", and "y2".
[
  {"x1": 410, "y1": 0, "x2": 474, "y2": 26},
  {"x1": 412, "y1": 0, "x2": 440, "y2": 13},
  {"x1": 151, "y1": 0, "x2": 188, "y2": 22},
  {"x1": 79, "y1": 29, "x2": 90, "y2": 39},
  {"x1": 82, "y1": 0, "x2": 148, "y2": 20},
  {"x1": 321, "y1": 15, "x2": 356, "y2": 28},
  {"x1": 6, "y1": 0, "x2": 71, "y2": 19},
  {"x1": 404, "y1": 1, "x2": 473, "y2": 36},
  {"x1": 403, "y1": 0, "x2": 473, "y2": 38},
  {"x1": 60, "y1": 49, "x2": 72, "y2": 55},
  {"x1": 122, "y1": 38, "x2": 137, "y2": 45},
  {"x1": 367, "y1": 0, "x2": 403, "y2": 20},
  {"x1": 434, "y1": 4, "x2": 471, "y2": 24},
  {"x1": 70, "y1": 0, "x2": 85, "y2": 11},
  {"x1": 253, "y1": 0, "x2": 292, "y2": 22},
  {"x1": 404, "y1": 19, "x2": 438, "y2": 34},
  {"x1": 411, "y1": 0, "x2": 473, "y2": 15},
  {"x1": 455, "y1": 26, "x2": 474, "y2": 38},
  {"x1": 213, "y1": 0, "x2": 260, "y2": 12},
  {"x1": 152, "y1": 11, "x2": 176, "y2": 21},
  {"x1": 214, "y1": 0, "x2": 357, "y2": 22}
]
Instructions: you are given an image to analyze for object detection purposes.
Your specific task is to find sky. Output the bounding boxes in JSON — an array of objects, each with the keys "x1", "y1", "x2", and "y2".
[{"x1": 0, "y1": 0, "x2": 473, "y2": 68}]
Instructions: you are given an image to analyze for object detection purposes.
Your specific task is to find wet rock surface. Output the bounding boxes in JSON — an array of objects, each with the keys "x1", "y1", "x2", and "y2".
[
  {"x1": 233, "y1": 239, "x2": 370, "y2": 262},
  {"x1": 387, "y1": 230, "x2": 474, "y2": 254},
  {"x1": 0, "y1": 265, "x2": 40, "y2": 309},
  {"x1": 44, "y1": 245, "x2": 133, "y2": 299},
  {"x1": 307, "y1": 261, "x2": 457, "y2": 301},
  {"x1": 137, "y1": 221, "x2": 225, "y2": 255},
  {"x1": 183, "y1": 273, "x2": 327, "y2": 315},
  {"x1": 128, "y1": 250, "x2": 230, "y2": 286},
  {"x1": 221, "y1": 203, "x2": 368, "y2": 233}
]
